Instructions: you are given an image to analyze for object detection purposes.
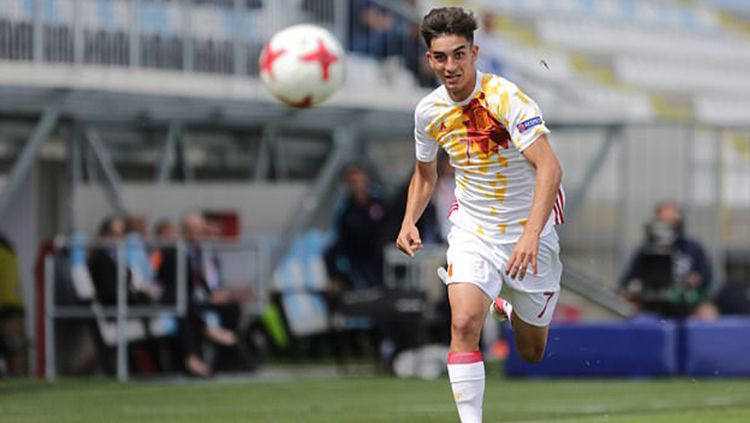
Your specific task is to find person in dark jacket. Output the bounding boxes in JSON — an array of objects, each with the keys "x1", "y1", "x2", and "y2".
[
  {"x1": 619, "y1": 201, "x2": 713, "y2": 318},
  {"x1": 324, "y1": 164, "x2": 388, "y2": 291},
  {"x1": 158, "y1": 212, "x2": 240, "y2": 376}
]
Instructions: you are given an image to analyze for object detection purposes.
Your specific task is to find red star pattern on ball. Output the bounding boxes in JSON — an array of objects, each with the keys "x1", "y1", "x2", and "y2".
[
  {"x1": 260, "y1": 43, "x2": 286, "y2": 80},
  {"x1": 279, "y1": 94, "x2": 313, "y2": 109},
  {"x1": 300, "y1": 39, "x2": 338, "y2": 81}
]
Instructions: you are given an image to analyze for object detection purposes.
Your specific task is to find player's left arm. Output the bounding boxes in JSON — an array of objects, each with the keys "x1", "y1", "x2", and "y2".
[{"x1": 505, "y1": 135, "x2": 562, "y2": 280}]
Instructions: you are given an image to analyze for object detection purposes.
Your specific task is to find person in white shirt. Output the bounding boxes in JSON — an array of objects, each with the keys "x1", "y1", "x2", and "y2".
[{"x1": 395, "y1": 7, "x2": 564, "y2": 423}]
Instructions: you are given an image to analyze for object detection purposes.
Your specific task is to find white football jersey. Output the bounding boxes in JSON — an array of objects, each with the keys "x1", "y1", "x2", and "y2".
[{"x1": 415, "y1": 71, "x2": 564, "y2": 244}]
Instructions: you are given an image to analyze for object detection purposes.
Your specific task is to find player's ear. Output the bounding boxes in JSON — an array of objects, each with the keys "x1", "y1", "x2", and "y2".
[
  {"x1": 471, "y1": 44, "x2": 479, "y2": 63},
  {"x1": 425, "y1": 51, "x2": 437, "y2": 70}
]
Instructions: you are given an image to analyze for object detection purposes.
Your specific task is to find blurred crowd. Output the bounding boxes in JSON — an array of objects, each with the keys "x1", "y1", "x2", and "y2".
[
  {"x1": 4, "y1": 165, "x2": 750, "y2": 378},
  {"x1": 69, "y1": 212, "x2": 254, "y2": 377}
]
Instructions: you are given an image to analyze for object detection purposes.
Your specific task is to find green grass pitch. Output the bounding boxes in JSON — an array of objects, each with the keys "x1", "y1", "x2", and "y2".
[{"x1": 2, "y1": 376, "x2": 750, "y2": 422}]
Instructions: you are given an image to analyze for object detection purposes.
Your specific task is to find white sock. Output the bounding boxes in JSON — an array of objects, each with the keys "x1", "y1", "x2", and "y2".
[{"x1": 447, "y1": 351, "x2": 485, "y2": 423}]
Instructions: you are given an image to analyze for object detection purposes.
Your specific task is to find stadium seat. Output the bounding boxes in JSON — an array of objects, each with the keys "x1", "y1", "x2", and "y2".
[
  {"x1": 683, "y1": 318, "x2": 750, "y2": 377},
  {"x1": 272, "y1": 230, "x2": 375, "y2": 337},
  {"x1": 273, "y1": 231, "x2": 331, "y2": 337},
  {"x1": 505, "y1": 318, "x2": 679, "y2": 377}
]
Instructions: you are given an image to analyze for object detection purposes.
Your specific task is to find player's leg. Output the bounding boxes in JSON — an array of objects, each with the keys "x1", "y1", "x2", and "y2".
[
  {"x1": 496, "y1": 230, "x2": 562, "y2": 363},
  {"x1": 448, "y1": 283, "x2": 492, "y2": 352},
  {"x1": 489, "y1": 288, "x2": 555, "y2": 363},
  {"x1": 447, "y1": 282, "x2": 492, "y2": 423},
  {"x1": 441, "y1": 226, "x2": 502, "y2": 423},
  {"x1": 510, "y1": 301, "x2": 553, "y2": 363}
]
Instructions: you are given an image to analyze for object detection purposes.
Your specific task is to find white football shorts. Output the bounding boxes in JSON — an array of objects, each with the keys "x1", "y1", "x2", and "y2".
[{"x1": 444, "y1": 224, "x2": 562, "y2": 327}]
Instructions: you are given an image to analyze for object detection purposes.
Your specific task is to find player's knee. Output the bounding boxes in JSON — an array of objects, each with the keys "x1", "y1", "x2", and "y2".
[
  {"x1": 518, "y1": 344, "x2": 545, "y2": 363},
  {"x1": 451, "y1": 312, "x2": 482, "y2": 340}
]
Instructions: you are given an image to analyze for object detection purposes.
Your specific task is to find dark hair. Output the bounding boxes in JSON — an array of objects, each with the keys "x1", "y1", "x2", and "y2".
[
  {"x1": 98, "y1": 215, "x2": 123, "y2": 237},
  {"x1": 420, "y1": 7, "x2": 478, "y2": 48},
  {"x1": 153, "y1": 218, "x2": 174, "y2": 236}
]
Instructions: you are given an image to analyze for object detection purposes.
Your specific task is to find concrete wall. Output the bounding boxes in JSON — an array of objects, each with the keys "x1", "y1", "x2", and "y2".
[{"x1": 73, "y1": 182, "x2": 310, "y2": 237}]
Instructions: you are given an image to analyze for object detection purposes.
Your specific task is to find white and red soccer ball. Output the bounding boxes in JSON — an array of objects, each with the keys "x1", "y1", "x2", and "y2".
[{"x1": 259, "y1": 24, "x2": 345, "y2": 108}]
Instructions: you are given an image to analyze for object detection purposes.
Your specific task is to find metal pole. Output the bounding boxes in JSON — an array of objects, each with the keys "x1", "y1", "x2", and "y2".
[
  {"x1": 0, "y1": 107, "x2": 60, "y2": 215},
  {"x1": 713, "y1": 127, "x2": 726, "y2": 296},
  {"x1": 253, "y1": 125, "x2": 276, "y2": 181},
  {"x1": 333, "y1": 0, "x2": 350, "y2": 49},
  {"x1": 73, "y1": 0, "x2": 84, "y2": 64},
  {"x1": 683, "y1": 124, "x2": 695, "y2": 219},
  {"x1": 233, "y1": 0, "x2": 247, "y2": 76},
  {"x1": 182, "y1": 0, "x2": 194, "y2": 72},
  {"x1": 156, "y1": 122, "x2": 182, "y2": 184},
  {"x1": 44, "y1": 254, "x2": 55, "y2": 382},
  {"x1": 129, "y1": 0, "x2": 141, "y2": 68},
  {"x1": 85, "y1": 138, "x2": 99, "y2": 184},
  {"x1": 615, "y1": 126, "x2": 631, "y2": 271},
  {"x1": 176, "y1": 239, "x2": 187, "y2": 317},
  {"x1": 176, "y1": 130, "x2": 195, "y2": 182},
  {"x1": 84, "y1": 128, "x2": 127, "y2": 214},
  {"x1": 115, "y1": 242, "x2": 128, "y2": 382},
  {"x1": 33, "y1": 0, "x2": 43, "y2": 62},
  {"x1": 66, "y1": 124, "x2": 83, "y2": 233}
]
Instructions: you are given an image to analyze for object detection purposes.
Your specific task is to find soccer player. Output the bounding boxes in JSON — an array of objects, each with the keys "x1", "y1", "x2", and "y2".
[{"x1": 395, "y1": 7, "x2": 564, "y2": 423}]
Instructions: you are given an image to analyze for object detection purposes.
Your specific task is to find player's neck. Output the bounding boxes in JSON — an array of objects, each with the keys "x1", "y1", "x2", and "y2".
[{"x1": 446, "y1": 71, "x2": 477, "y2": 103}]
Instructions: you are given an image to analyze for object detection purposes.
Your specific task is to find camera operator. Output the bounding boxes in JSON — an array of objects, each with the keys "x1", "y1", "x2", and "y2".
[{"x1": 619, "y1": 201, "x2": 714, "y2": 319}]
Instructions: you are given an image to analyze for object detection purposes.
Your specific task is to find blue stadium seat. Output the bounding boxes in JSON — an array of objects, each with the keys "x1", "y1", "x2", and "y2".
[
  {"x1": 272, "y1": 230, "x2": 374, "y2": 337},
  {"x1": 273, "y1": 231, "x2": 330, "y2": 337},
  {"x1": 683, "y1": 318, "x2": 750, "y2": 377},
  {"x1": 505, "y1": 318, "x2": 679, "y2": 377}
]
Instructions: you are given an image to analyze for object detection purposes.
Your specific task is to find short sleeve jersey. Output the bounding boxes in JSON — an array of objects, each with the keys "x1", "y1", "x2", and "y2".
[{"x1": 414, "y1": 71, "x2": 564, "y2": 243}]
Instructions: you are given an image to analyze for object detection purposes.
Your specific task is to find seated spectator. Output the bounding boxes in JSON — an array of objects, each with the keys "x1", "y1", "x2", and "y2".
[
  {"x1": 619, "y1": 201, "x2": 713, "y2": 319},
  {"x1": 88, "y1": 216, "x2": 158, "y2": 305},
  {"x1": 158, "y1": 212, "x2": 243, "y2": 376},
  {"x1": 0, "y1": 232, "x2": 26, "y2": 377},
  {"x1": 150, "y1": 218, "x2": 178, "y2": 273},
  {"x1": 125, "y1": 214, "x2": 162, "y2": 301}
]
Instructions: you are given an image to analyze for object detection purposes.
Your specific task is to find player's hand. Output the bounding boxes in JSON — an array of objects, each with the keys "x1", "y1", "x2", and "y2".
[
  {"x1": 506, "y1": 232, "x2": 540, "y2": 281},
  {"x1": 396, "y1": 223, "x2": 422, "y2": 258}
]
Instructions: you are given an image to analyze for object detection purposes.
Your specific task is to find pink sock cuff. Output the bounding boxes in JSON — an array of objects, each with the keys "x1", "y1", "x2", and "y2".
[{"x1": 447, "y1": 350, "x2": 483, "y2": 365}]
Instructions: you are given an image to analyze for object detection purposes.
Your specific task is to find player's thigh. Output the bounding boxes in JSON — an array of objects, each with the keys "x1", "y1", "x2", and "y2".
[
  {"x1": 501, "y1": 229, "x2": 562, "y2": 290},
  {"x1": 445, "y1": 226, "x2": 503, "y2": 301},
  {"x1": 502, "y1": 230, "x2": 562, "y2": 324},
  {"x1": 507, "y1": 288, "x2": 560, "y2": 328}
]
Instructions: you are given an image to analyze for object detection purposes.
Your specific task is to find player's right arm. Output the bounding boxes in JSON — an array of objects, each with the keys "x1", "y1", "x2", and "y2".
[{"x1": 397, "y1": 160, "x2": 438, "y2": 257}]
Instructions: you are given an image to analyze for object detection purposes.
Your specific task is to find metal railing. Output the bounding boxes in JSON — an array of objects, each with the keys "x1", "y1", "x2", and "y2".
[
  {"x1": 0, "y1": 0, "x2": 438, "y2": 86},
  {"x1": 0, "y1": 0, "x2": 319, "y2": 75}
]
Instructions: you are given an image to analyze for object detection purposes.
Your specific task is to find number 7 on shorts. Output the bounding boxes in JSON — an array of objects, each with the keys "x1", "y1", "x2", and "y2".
[{"x1": 537, "y1": 291, "x2": 556, "y2": 319}]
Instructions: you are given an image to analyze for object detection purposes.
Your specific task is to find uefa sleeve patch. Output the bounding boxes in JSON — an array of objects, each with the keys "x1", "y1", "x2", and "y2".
[{"x1": 517, "y1": 116, "x2": 543, "y2": 133}]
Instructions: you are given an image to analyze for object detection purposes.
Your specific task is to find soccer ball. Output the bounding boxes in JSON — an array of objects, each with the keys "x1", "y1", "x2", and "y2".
[{"x1": 259, "y1": 24, "x2": 346, "y2": 108}]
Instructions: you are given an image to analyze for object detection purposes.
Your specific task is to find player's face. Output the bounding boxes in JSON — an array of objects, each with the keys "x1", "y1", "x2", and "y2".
[{"x1": 426, "y1": 34, "x2": 479, "y2": 101}]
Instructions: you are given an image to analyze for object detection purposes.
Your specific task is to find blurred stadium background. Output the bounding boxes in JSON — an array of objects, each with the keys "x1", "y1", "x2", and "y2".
[{"x1": 1, "y1": 0, "x2": 750, "y2": 421}]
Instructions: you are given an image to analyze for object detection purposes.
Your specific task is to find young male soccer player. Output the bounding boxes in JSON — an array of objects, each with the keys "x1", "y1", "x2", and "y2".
[{"x1": 395, "y1": 7, "x2": 564, "y2": 423}]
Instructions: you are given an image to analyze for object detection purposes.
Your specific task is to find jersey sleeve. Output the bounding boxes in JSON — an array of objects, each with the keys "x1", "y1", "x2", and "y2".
[
  {"x1": 414, "y1": 101, "x2": 439, "y2": 162},
  {"x1": 503, "y1": 87, "x2": 551, "y2": 152}
]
